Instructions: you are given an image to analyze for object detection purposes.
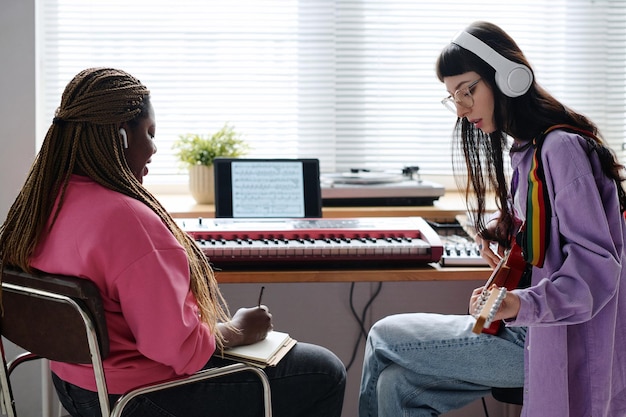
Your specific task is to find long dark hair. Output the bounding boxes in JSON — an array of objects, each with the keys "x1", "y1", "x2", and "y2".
[{"x1": 436, "y1": 21, "x2": 626, "y2": 247}]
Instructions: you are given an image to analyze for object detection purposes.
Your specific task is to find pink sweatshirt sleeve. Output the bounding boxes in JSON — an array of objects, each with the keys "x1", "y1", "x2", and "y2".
[
  {"x1": 114, "y1": 248, "x2": 216, "y2": 375},
  {"x1": 84, "y1": 196, "x2": 217, "y2": 375},
  {"x1": 30, "y1": 177, "x2": 217, "y2": 390}
]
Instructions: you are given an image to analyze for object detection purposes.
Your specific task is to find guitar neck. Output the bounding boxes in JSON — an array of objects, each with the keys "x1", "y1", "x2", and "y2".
[{"x1": 473, "y1": 241, "x2": 527, "y2": 335}]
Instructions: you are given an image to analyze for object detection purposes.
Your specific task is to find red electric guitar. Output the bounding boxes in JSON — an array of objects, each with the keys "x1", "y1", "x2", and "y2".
[{"x1": 472, "y1": 241, "x2": 527, "y2": 335}]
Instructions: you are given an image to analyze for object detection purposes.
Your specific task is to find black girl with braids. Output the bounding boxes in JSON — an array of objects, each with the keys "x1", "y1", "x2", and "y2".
[
  {"x1": 0, "y1": 68, "x2": 346, "y2": 417},
  {"x1": 0, "y1": 68, "x2": 230, "y2": 347},
  {"x1": 360, "y1": 22, "x2": 626, "y2": 417}
]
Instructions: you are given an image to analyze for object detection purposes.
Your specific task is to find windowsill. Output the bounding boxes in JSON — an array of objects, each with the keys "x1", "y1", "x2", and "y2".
[
  {"x1": 150, "y1": 174, "x2": 487, "y2": 220},
  {"x1": 156, "y1": 191, "x2": 471, "y2": 221}
]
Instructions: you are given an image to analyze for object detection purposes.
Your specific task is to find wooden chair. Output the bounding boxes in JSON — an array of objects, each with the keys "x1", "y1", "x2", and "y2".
[{"x1": 0, "y1": 267, "x2": 272, "y2": 417}]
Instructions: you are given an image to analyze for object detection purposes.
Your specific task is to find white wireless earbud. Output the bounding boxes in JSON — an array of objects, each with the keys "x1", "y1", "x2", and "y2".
[{"x1": 119, "y1": 128, "x2": 128, "y2": 149}]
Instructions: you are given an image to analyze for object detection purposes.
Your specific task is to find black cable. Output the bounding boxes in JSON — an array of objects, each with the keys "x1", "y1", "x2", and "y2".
[
  {"x1": 481, "y1": 397, "x2": 490, "y2": 417},
  {"x1": 345, "y1": 283, "x2": 365, "y2": 371},
  {"x1": 345, "y1": 281, "x2": 383, "y2": 371}
]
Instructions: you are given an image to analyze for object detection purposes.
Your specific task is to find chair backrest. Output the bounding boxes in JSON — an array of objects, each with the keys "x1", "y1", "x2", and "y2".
[
  {"x1": 0, "y1": 267, "x2": 114, "y2": 416},
  {"x1": 0, "y1": 267, "x2": 109, "y2": 363}
]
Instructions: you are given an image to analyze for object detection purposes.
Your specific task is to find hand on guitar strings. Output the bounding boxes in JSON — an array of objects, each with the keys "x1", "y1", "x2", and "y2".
[
  {"x1": 475, "y1": 217, "x2": 507, "y2": 268},
  {"x1": 475, "y1": 235, "x2": 506, "y2": 268}
]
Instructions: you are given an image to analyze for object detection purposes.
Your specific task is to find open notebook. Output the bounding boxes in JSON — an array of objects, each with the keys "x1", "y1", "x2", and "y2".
[{"x1": 222, "y1": 331, "x2": 297, "y2": 368}]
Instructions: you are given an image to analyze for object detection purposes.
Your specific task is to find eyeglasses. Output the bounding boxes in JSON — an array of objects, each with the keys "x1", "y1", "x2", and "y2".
[{"x1": 441, "y1": 78, "x2": 481, "y2": 114}]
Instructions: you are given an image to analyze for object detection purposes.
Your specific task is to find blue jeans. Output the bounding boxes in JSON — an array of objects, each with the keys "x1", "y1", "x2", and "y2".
[
  {"x1": 359, "y1": 313, "x2": 526, "y2": 417},
  {"x1": 52, "y1": 342, "x2": 346, "y2": 417}
]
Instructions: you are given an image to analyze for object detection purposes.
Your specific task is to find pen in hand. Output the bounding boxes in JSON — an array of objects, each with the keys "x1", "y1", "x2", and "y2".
[{"x1": 257, "y1": 286, "x2": 265, "y2": 308}]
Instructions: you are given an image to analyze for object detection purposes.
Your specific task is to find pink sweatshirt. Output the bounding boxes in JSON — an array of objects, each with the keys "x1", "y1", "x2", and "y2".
[{"x1": 30, "y1": 175, "x2": 216, "y2": 394}]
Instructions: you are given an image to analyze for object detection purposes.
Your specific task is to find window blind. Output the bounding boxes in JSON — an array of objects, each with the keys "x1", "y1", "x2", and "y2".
[{"x1": 38, "y1": 0, "x2": 626, "y2": 188}]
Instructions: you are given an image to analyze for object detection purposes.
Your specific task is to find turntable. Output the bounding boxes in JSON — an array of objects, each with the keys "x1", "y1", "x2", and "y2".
[{"x1": 320, "y1": 167, "x2": 445, "y2": 207}]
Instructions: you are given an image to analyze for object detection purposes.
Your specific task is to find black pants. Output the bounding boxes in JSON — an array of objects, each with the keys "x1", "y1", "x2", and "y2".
[{"x1": 52, "y1": 342, "x2": 346, "y2": 417}]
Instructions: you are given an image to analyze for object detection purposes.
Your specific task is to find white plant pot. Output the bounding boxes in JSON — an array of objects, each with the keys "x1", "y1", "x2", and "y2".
[{"x1": 188, "y1": 165, "x2": 215, "y2": 204}]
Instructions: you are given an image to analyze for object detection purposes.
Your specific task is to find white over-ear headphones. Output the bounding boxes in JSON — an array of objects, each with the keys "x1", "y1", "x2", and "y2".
[
  {"x1": 451, "y1": 31, "x2": 533, "y2": 98},
  {"x1": 119, "y1": 128, "x2": 128, "y2": 149}
]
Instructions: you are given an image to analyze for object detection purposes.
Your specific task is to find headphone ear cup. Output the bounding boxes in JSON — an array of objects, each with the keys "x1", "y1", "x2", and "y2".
[
  {"x1": 119, "y1": 128, "x2": 128, "y2": 149},
  {"x1": 494, "y1": 62, "x2": 533, "y2": 98},
  {"x1": 451, "y1": 31, "x2": 533, "y2": 98}
]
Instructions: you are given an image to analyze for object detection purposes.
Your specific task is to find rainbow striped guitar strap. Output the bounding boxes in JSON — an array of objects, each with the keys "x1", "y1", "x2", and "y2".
[{"x1": 521, "y1": 124, "x2": 597, "y2": 267}]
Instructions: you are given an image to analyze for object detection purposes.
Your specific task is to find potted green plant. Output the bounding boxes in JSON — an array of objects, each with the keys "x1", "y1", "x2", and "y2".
[{"x1": 173, "y1": 123, "x2": 249, "y2": 204}]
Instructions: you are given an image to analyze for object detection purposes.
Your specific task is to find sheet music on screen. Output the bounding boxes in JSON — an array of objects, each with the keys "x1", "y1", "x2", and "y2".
[
  {"x1": 213, "y1": 158, "x2": 322, "y2": 218},
  {"x1": 232, "y1": 161, "x2": 305, "y2": 217}
]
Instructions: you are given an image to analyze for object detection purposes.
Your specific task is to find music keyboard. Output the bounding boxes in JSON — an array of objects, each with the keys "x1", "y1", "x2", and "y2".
[
  {"x1": 176, "y1": 217, "x2": 443, "y2": 270},
  {"x1": 425, "y1": 220, "x2": 489, "y2": 267},
  {"x1": 440, "y1": 235, "x2": 488, "y2": 266}
]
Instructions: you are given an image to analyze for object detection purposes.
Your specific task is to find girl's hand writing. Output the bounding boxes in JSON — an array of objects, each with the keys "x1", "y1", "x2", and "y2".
[{"x1": 219, "y1": 306, "x2": 273, "y2": 348}]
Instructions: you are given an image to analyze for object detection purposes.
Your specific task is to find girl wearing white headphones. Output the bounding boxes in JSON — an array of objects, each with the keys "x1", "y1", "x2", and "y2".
[{"x1": 360, "y1": 21, "x2": 626, "y2": 417}]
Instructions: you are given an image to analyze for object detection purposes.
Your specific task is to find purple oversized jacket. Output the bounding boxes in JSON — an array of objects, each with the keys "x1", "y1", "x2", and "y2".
[{"x1": 507, "y1": 129, "x2": 626, "y2": 416}]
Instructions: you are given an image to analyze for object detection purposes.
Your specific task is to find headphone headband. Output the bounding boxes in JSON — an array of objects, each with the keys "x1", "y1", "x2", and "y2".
[{"x1": 451, "y1": 31, "x2": 532, "y2": 98}]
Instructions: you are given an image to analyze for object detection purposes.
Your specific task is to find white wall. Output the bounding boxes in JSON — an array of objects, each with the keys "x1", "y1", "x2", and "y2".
[
  {"x1": 0, "y1": 1, "x2": 46, "y2": 416},
  {"x1": 0, "y1": 0, "x2": 36, "y2": 221}
]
